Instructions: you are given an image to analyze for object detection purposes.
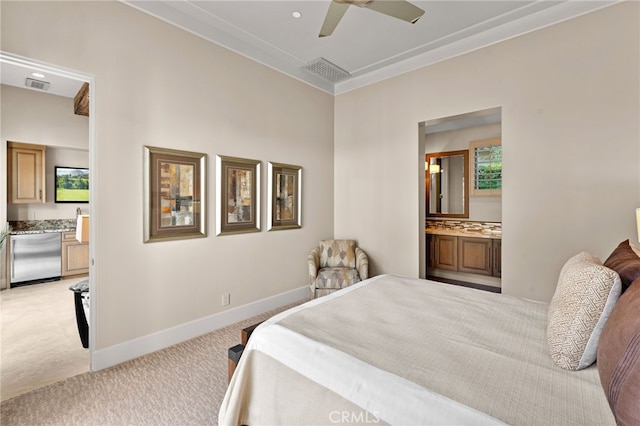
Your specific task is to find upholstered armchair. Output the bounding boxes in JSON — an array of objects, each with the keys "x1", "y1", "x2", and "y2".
[{"x1": 308, "y1": 239, "x2": 369, "y2": 299}]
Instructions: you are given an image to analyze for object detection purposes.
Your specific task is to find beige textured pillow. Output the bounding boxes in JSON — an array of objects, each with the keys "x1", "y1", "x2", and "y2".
[{"x1": 547, "y1": 252, "x2": 622, "y2": 370}]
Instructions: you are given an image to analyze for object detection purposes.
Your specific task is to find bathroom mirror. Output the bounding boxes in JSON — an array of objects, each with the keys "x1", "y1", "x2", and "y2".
[{"x1": 425, "y1": 150, "x2": 469, "y2": 218}]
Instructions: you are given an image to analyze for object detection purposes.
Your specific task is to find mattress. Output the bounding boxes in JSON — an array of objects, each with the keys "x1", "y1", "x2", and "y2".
[{"x1": 219, "y1": 274, "x2": 615, "y2": 425}]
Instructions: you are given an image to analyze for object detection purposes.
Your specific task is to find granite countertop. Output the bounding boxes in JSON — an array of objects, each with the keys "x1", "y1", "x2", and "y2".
[
  {"x1": 9, "y1": 219, "x2": 77, "y2": 235},
  {"x1": 425, "y1": 220, "x2": 502, "y2": 239},
  {"x1": 425, "y1": 228, "x2": 501, "y2": 239},
  {"x1": 11, "y1": 228, "x2": 76, "y2": 235}
]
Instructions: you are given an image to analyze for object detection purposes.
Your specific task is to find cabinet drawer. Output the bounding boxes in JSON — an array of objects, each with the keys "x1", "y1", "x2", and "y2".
[{"x1": 62, "y1": 231, "x2": 79, "y2": 242}]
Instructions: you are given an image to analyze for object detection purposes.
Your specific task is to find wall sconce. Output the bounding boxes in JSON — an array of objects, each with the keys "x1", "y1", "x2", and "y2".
[
  {"x1": 76, "y1": 214, "x2": 90, "y2": 243},
  {"x1": 429, "y1": 164, "x2": 441, "y2": 174}
]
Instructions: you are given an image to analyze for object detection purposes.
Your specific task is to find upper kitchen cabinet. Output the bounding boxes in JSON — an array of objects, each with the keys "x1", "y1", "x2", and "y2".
[{"x1": 7, "y1": 141, "x2": 46, "y2": 204}]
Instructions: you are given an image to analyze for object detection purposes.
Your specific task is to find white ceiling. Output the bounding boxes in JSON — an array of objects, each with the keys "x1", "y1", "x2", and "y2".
[
  {"x1": 123, "y1": 0, "x2": 617, "y2": 94},
  {"x1": 0, "y1": 0, "x2": 618, "y2": 98},
  {"x1": 0, "y1": 61, "x2": 85, "y2": 99}
]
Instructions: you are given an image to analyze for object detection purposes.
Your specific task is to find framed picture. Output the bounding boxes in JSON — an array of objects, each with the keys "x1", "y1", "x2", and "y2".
[
  {"x1": 267, "y1": 162, "x2": 301, "y2": 231},
  {"x1": 143, "y1": 146, "x2": 206, "y2": 243},
  {"x1": 216, "y1": 155, "x2": 261, "y2": 235}
]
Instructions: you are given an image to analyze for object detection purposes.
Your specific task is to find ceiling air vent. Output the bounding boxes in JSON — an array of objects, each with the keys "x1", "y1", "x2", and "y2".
[
  {"x1": 25, "y1": 78, "x2": 50, "y2": 91},
  {"x1": 302, "y1": 58, "x2": 350, "y2": 83}
]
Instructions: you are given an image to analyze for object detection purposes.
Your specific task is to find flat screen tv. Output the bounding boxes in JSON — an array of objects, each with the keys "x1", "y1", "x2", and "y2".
[{"x1": 55, "y1": 166, "x2": 89, "y2": 203}]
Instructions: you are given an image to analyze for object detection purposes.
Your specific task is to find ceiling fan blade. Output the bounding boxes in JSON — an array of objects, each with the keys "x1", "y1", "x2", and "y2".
[
  {"x1": 366, "y1": 0, "x2": 425, "y2": 24},
  {"x1": 319, "y1": 1, "x2": 350, "y2": 38}
]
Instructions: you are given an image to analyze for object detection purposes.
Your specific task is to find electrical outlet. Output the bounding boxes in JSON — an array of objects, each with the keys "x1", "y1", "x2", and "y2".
[{"x1": 222, "y1": 293, "x2": 231, "y2": 306}]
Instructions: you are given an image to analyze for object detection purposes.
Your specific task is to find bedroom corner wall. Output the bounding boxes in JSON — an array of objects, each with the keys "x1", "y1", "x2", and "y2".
[
  {"x1": 333, "y1": 2, "x2": 640, "y2": 302},
  {"x1": 1, "y1": 1, "x2": 334, "y2": 363}
]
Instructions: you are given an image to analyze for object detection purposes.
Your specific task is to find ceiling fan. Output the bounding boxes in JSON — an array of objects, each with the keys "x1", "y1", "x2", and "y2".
[{"x1": 319, "y1": 0, "x2": 425, "y2": 38}]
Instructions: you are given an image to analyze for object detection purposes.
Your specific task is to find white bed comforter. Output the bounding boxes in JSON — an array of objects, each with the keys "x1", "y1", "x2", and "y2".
[{"x1": 219, "y1": 274, "x2": 614, "y2": 425}]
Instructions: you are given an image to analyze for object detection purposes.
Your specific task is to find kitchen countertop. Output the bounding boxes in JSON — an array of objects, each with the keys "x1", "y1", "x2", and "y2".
[
  {"x1": 11, "y1": 228, "x2": 75, "y2": 235},
  {"x1": 425, "y1": 228, "x2": 502, "y2": 239},
  {"x1": 8, "y1": 219, "x2": 77, "y2": 235}
]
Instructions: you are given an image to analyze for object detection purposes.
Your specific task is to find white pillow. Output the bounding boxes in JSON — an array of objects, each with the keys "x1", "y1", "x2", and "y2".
[{"x1": 547, "y1": 252, "x2": 622, "y2": 370}]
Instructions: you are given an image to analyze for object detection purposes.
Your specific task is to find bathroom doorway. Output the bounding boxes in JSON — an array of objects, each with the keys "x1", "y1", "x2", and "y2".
[{"x1": 419, "y1": 107, "x2": 502, "y2": 290}]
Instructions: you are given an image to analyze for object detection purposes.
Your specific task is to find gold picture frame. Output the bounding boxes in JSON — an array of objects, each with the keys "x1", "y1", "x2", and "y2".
[
  {"x1": 267, "y1": 162, "x2": 301, "y2": 231},
  {"x1": 143, "y1": 146, "x2": 206, "y2": 243},
  {"x1": 216, "y1": 155, "x2": 261, "y2": 235}
]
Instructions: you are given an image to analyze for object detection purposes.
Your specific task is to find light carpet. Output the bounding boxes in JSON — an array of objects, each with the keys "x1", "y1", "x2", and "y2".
[{"x1": 0, "y1": 304, "x2": 297, "y2": 425}]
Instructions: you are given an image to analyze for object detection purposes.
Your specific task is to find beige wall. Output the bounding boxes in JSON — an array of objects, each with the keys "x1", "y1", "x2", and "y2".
[
  {"x1": 426, "y1": 123, "x2": 502, "y2": 222},
  {"x1": 334, "y1": 2, "x2": 640, "y2": 301},
  {"x1": 1, "y1": 0, "x2": 334, "y2": 355},
  {"x1": 1, "y1": 84, "x2": 89, "y2": 150},
  {"x1": 2, "y1": 85, "x2": 90, "y2": 221}
]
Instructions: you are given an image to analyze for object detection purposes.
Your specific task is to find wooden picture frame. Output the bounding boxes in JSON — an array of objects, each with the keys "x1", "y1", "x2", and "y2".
[
  {"x1": 143, "y1": 146, "x2": 206, "y2": 243},
  {"x1": 267, "y1": 162, "x2": 301, "y2": 231},
  {"x1": 216, "y1": 155, "x2": 261, "y2": 235}
]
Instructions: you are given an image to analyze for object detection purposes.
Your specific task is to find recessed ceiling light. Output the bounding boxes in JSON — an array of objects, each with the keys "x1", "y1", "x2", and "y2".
[
  {"x1": 31, "y1": 72, "x2": 45, "y2": 79},
  {"x1": 292, "y1": 11, "x2": 301, "y2": 18}
]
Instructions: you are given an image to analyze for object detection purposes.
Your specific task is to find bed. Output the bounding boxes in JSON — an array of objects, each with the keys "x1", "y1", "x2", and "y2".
[{"x1": 219, "y1": 242, "x2": 640, "y2": 425}]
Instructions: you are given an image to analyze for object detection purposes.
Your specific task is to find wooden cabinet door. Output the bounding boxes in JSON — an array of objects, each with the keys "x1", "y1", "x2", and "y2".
[
  {"x1": 426, "y1": 234, "x2": 435, "y2": 268},
  {"x1": 458, "y1": 237, "x2": 492, "y2": 276},
  {"x1": 61, "y1": 232, "x2": 89, "y2": 277},
  {"x1": 7, "y1": 142, "x2": 46, "y2": 204},
  {"x1": 434, "y1": 235, "x2": 458, "y2": 271},
  {"x1": 492, "y1": 239, "x2": 502, "y2": 277}
]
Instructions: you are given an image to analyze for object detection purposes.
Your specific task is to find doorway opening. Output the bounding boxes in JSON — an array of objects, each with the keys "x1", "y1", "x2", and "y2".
[
  {"x1": 419, "y1": 107, "x2": 502, "y2": 291},
  {"x1": 0, "y1": 51, "x2": 96, "y2": 400}
]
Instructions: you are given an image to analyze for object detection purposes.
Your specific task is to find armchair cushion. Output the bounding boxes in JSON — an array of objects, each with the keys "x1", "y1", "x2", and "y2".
[
  {"x1": 316, "y1": 268, "x2": 361, "y2": 290},
  {"x1": 319, "y1": 239, "x2": 357, "y2": 269}
]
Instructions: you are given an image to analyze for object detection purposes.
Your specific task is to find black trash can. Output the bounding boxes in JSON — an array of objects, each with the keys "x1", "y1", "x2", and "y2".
[{"x1": 69, "y1": 279, "x2": 89, "y2": 348}]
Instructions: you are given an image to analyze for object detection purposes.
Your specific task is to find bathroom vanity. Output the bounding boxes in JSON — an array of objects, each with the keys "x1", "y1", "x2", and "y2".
[{"x1": 426, "y1": 220, "x2": 502, "y2": 289}]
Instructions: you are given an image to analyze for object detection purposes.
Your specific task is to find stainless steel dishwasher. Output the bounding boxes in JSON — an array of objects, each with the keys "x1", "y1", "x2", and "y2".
[{"x1": 10, "y1": 232, "x2": 62, "y2": 285}]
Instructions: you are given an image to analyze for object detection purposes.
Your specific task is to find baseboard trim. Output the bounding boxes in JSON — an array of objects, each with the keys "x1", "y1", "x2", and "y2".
[{"x1": 91, "y1": 285, "x2": 308, "y2": 371}]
